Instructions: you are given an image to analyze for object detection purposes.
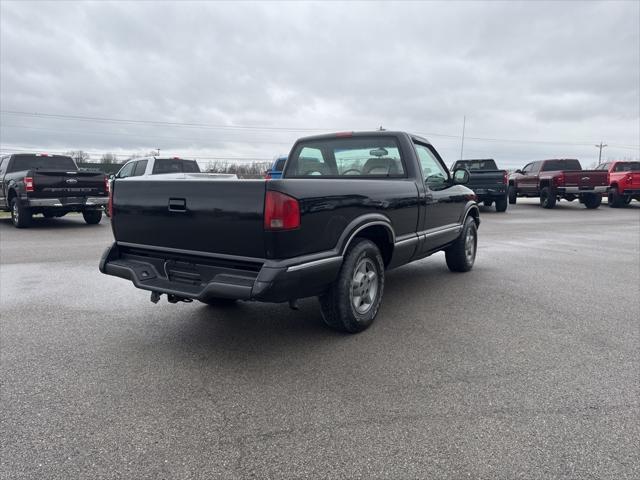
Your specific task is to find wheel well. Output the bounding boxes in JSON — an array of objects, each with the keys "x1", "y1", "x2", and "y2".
[
  {"x1": 7, "y1": 189, "x2": 16, "y2": 203},
  {"x1": 352, "y1": 225, "x2": 394, "y2": 267},
  {"x1": 508, "y1": 179, "x2": 515, "y2": 186},
  {"x1": 610, "y1": 182, "x2": 618, "y2": 189},
  {"x1": 466, "y1": 207, "x2": 480, "y2": 227},
  {"x1": 539, "y1": 180, "x2": 550, "y2": 188}
]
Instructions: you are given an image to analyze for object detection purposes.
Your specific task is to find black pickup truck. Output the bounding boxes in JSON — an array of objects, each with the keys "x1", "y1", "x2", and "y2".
[
  {"x1": 100, "y1": 131, "x2": 480, "y2": 333},
  {"x1": 450, "y1": 159, "x2": 508, "y2": 212},
  {"x1": 0, "y1": 153, "x2": 108, "y2": 228}
]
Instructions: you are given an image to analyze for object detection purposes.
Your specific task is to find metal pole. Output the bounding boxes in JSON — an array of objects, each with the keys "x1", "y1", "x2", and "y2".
[
  {"x1": 595, "y1": 141, "x2": 607, "y2": 165},
  {"x1": 460, "y1": 116, "x2": 466, "y2": 160}
]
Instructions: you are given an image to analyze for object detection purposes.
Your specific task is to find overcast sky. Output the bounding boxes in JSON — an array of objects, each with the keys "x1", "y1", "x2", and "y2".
[{"x1": 1, "y1": 0, "x2": 638, "y2": 167}]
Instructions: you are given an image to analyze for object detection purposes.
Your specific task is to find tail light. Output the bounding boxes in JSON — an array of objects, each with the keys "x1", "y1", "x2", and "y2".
[
  {"x1": 104, "y1": 175, "x2": 110, "y2": 193},
  {"x1": 264, "y1": 171, "x2": 272, "y2": 180},
  {"x1": 502, "y1": 171, "x2": 508, "y2": 184},
  {"x1": 555, "y1": 174, "x2": 565, "y2": 186},
  {"x1": 108, "y1": 182, "x2": 114, "y2": 217},
  {"x1": 626, "y1": 174, "x2": 633, "y2": 183},
  {"x1": 264, "y1": 190, "x2": 300, "y2": 230},
  {"x1": 24, "y1": 176, "x2": 34, "y2": 192}
]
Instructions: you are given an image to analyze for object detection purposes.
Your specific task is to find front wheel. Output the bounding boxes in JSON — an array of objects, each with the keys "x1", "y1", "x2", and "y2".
[
  {"x1": 582, "y1": 193, "x2": 602, "y2": 209},
  {"x1": 540, "y1": 187, "x2": 557, "y2": 209},
  {"x1": 508, "y1": 185, "x2": 517, "y2": 204},
  {"x1": 10, "y1": 198, "x2": 32, "y2": 228},
  {"x1": 495, "y1": 196, "x2": 508, "y2": 212},
  {"x1": 445, "y1": 216, "x2": 477, "y2": 273},
  {"x1": 82, "y1": 210, "x2": 102, "y2": 224},
  {"x1": 319, "y1": 238, "x2": 384, "y2": 333}
]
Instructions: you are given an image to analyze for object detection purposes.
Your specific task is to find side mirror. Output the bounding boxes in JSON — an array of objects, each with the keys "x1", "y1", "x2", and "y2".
[
  {"x1": 452, "y1": 168, "x2": 469, "y2": 185},
  {"x1": 109, "y1": 174, "x2": 116, "y2": 180}
]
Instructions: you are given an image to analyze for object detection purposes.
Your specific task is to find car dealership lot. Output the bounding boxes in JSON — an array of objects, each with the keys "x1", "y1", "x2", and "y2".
[{"x1": 1, "y1": 200, "x2": 639, "y2": 479}]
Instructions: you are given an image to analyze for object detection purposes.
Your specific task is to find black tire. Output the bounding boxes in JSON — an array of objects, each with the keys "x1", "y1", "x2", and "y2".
[
  {"x1": 82, "y1": 210, "x2": 102, "y2": 224},
  {"x1": 10, "y1": 197, "x2": 31, "y2": 228},
  {"x1": 508, "y1": 185, "x2": 517, "y2": 204},
  {"x1": 483, "y1": 200, "x2": 493, "y2": 207},
  {"x1": 495, "y1": 196, "x2": 508, "y2": 212},
  {"x1": 583, "y1": 193, "x2": 601, "y2": 209},
  {"x1": 623, "y1": 196, "x2": 632, "y2": 205},
  {"x1": 608, "y1": 187, "x2": 624, "y2": 208},
  {"x1": 445, "y1": 216, "x2": 477, "y2": 273},
  {"x1": 318, "y1": 238, "x2": 384, "y2": 333},
  {"x1": 42, "y1": 211, "x2": 55, "y2": 218},
  {"x1": 540, "y1": 186, "x2": 556, "y2": 209}
]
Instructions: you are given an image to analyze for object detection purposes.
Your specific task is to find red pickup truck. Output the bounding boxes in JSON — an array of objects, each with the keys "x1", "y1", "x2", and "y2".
[
  {"x1": 595, "y1": 161, "x2": 640, "y2": 207},
  {"x1": 508, "y1": 159, "x2": 608, "y2": 209}
]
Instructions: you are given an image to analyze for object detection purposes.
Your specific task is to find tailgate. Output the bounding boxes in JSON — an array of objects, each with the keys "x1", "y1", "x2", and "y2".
[
  {"x1": 563, "y1": 170, "x2": 608, "y2": 188},
  {"x1": 465, "y1": 170, "x2": 506, "y2": 188},
  {"x1": 112, "y1": 178, "x2": 267, "y2": 258},
  {"x1": 32, "y1": 170, "x2": 106, "y2": 198}
]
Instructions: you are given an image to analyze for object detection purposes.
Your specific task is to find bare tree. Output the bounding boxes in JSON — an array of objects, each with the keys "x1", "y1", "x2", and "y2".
[
  {"x1": 66, "y1": 150, "x2": 91, "y2": 163},
  {"x1": 100, "y1": 152, "x2": 119, "y2": 164}
]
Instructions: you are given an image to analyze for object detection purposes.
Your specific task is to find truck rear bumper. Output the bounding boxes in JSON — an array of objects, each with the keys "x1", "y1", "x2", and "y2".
[
  {"x1": 99, "y1": 242, "x2": 342, "y2": 303},
  {"x1": 557, "y1": 186, "x2": 607, "y2": 194},
  {"x1": 469, "y1": 187, "x2": 506, "y2": 199},
  {"x1": 25, "y1": 196, "x2": 108, "y2": 208},
  {"x1": 620, "y1": 188, "x2": 640, "y2": 196}
]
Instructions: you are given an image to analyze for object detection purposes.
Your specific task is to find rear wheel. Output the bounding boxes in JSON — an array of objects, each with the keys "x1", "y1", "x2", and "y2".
[
  {"x1": 319, "y1": 238, "x2": 384, "y2": 333},
  {"x1": 495, "y1": 196, "x2": 508, "y2": 212},
  {"x1": 583, "y1": 193, "x2": 602, "y2": 209},
  {"x1": 10, "y1": 198, "x2": 31, "y2": 228},
  {"x1": 445, "y1": 216, "x2": 477, "y2": 273},
  {"x1": 483, "y1": 200, "x2": 493, "y2": 207},
  {"x1": 608, "y1": 187, "x2": 624, "y2": 208},
  {"x1": 82, "y1": 210, "x2": 102, "y2": 224},
  {"x1": 540, "y1": 187, "x2": 556, "y2": 209},
  {"x1": 508, "y1": 185, "x2": 517, "y2": 204}
]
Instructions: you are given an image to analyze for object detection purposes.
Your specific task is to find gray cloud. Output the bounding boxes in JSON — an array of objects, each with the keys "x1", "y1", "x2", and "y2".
[{"x1": 1, "y1": 0, "x2": 638, "y2": 168}]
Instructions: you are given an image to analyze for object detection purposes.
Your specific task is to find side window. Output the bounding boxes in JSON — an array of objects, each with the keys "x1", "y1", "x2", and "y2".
[
  {"x1": 133, "y1": 160, "x2": 148, "y2": 177},
  {"x1": 117, "y1": 161, "x2": 136, "y2": 178},
  {"x1": 296, "y1": 147, "x2": 330, "y2": 176},
  {"x1": 414, "y1": 143, "x2": 449, "y2": 190},
  {"x1": 521, "y1": 163, "x2": 532, "y2": 174},
  {"x1": 0, "y1": 157, "x2": 8, "y2": 175}
]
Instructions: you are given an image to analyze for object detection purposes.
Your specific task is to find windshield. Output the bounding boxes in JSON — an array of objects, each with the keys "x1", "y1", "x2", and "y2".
[
  {"x1": 286, "y1": 136, "x2": 405, "y2": 178},
  {"x1": 152, "y1": 158, "x2": 200, "y2": 174},
  {"x1": 542, "y1": 159, "x2": 582, "y2": 171},
  {"x1": 454, "y1": 159, "x2": 498, "y2": 170},
  {"x1": 8, "y1": 154, "x2": 77, "y2": 172},
  {"x1": 273, "y1": 158, "x2": 286, "y2": 172}
]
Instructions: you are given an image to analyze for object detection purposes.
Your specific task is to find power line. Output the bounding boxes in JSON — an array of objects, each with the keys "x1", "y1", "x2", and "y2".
[
  {"x1": 3, "y1": 109, "x2": 638, "y2": 149},
  {"x1": 0, "y1": 146, "x2": 272, "y2": 162}
]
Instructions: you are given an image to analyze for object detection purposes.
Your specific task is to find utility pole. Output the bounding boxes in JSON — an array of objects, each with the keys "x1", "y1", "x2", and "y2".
[
  {"x1": 595, "y1": 141, "x2": 607, "y2": 165},
  {"x1": 459, "y1": 116, "x2": 466, "y2": 160}
]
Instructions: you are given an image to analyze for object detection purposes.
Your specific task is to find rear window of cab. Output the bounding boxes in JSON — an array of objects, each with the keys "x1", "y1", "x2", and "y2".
[{"x1": 285, "y1": 137, "x2": 406, "y2": 178}]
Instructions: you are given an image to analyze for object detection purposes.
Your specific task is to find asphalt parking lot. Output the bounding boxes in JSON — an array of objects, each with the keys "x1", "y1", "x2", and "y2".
[{"x1": 1, "y1": 199, "x2": 639, "y2": 479}]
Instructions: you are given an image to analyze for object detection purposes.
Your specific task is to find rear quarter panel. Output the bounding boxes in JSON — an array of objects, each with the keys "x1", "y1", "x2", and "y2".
[{"x1": 267, "y1": 178, "x2": 420, "y2": 259}]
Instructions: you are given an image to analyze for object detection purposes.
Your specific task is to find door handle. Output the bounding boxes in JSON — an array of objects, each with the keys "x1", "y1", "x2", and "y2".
[{"x1": 168, "y1": 198, "x2": 187, "y2": 212}]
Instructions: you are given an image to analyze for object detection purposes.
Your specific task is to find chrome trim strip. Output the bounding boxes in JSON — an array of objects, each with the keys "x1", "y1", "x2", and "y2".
[
  {"x1": 116, "y1": 241, "x2": 266, "y2": 263},
  {"x1": 415, "y1": 224, "x2": 462, "y2": 238},
  {"x1": 561, "y1": 186, "x2": 607, "y2": 193},
  {"x1": 287, "y1": 256, "x2": 343, "y2": 272}
]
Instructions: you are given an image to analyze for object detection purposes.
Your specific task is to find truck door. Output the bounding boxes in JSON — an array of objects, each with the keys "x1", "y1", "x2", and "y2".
[
  {"x1": 0, "y1": 156, "x2": 9, "y2": 209},
  {"x1": 517, "y1": 161, "x2": 540, "y2": 194},
  {"x1": 413, "y1": 142, "x2": 463, "y2": 253}
]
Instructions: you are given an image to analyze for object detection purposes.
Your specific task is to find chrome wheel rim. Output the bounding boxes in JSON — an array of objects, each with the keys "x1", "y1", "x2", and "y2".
[
  {"x1": 350, "y1": 258, "x2": 378, "y2": 314},
  {"x1": 464, "y1": 227, "x2": 476, "y2": 263},
  {"x1": 12, "y1": 202, "x2": 18, "y2": 224}
]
